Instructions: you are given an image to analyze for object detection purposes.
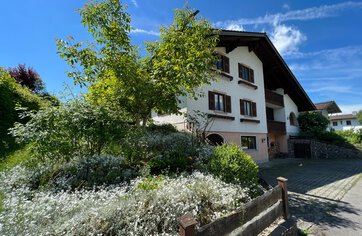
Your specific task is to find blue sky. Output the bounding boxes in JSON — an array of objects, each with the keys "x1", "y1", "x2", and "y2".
[{"x1": 1, "y1": 0, "x2": 361, "y2": 114}]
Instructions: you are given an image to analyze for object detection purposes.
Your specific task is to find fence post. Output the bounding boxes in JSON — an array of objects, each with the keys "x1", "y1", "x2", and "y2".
[
  {"x1": 179, "y1": 213, "x2": 198, "y2": 236},
  {"x1": 277, "y1": 177, "x2": 289, "y2": 219}
]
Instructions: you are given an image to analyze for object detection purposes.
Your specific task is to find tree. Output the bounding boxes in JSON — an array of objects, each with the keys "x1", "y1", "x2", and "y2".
[
  {"x1": 8, "y1": 64, "x2": 45, "y2": 94},
  {"x1": 357, "y1": 110, "x2": 362, "y2": 124},
  {"x1": 56, "y1": 0, "x2": 218, "y2": 125},
  {"x1": 297, "y1": 112, "x2": 329, "y2": 135}
]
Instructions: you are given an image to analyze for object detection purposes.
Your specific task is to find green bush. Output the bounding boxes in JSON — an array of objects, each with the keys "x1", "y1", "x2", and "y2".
[
  {"x1": 29, "y1": 155, "x2": 137, "y2": 191},
  {"x1": 0, "y1": 67, "x2": 46, "y2": 158},
  {"x1": 316, "y1": 131, "x2": 348, "y2": 144},
  {"x1": 10, "y1": 99, "x2": 128, "y2": 161},
  {"x1": 146, "y1": 132, "x2": 198, "y2": 174},
  {"x1": 298, "y1": 112, "x2": 329, "y2": 135},
  {"x1": 209, "y1": 144, "x2": 258, "y2": 187},
  {"x1": 146, "y1": 123, "x2": 178, "y2": 133},
  {"x1": 336, "y1": 129, "x2": 362, "y2": 144}
]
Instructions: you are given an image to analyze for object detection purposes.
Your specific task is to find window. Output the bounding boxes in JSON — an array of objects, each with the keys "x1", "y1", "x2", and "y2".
[
  {"x1": 289, "y1": 112, "x2": 297, "y2": 126},
  {"x1": 215, "y1": 55, "x2": 230, "y2": 73},
  {"x1": 240, "y1": 99, "x2": 257, "y2": 117},
  {"x1": 340, "y1": 121, "x2": 343, "y2": 125},
  {"x1": 238, "y1": 63, "x2": 254, "y2": 83},
  {"x1": 346, "y1": 120, "x2": 351, "y2": 126},
  {"x1": 241, "y1": 136, "x2": 257, "y2": 150},
  {"x1": 332, "y1": 121, "x2": 338, "y2": 126},
  {"x1": 208, "y1": 91, "x2": 231, "y2": 113}
]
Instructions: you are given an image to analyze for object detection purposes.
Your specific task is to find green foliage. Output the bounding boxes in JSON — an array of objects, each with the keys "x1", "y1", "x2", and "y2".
[
  {"x1": 146, "y1": 132, "x2": 201, "y2": 174},
  {"x1": 0, "y1": 144, "x2": 32, "y2": 172},
  {"x1": 40, "y1": 155, "x2": 136, "y2": 190},
  {"x1": 146, "y1": 123, "x2": 178, "y2": 134},
  {"x1": 57, "y1": 0, "x2": 219, "y2": 125},
  {"x1": 316, "y1": 131, "x2": 348, "y2": 144},
  {"x1": 298, "y1": 112, "x2": 329, "y2": 135},
  {"x1": 0, "y1": 67, "x2": 46, "y2": 157},
  {"x1": 10, "y1": 99, "x2": 128, "y2": 161},
  {"x1": 357, "y1": 110, "x2": 362, "y2": 124},
  {"x1": 336, "y1": 129, "x2": 362, "y2": 144},
  {"x1": 137, "y1": 175, "x2": 165, "y2": 191},
  {"x1": 209, "y1": 144, "x2": 259, "y2": 187}
]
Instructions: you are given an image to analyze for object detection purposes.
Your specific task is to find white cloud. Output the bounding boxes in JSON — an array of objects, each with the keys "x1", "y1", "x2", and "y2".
[
  {"x1": 282, "y1": 3, "x2": 290, "y2": 11},
  {"x1": 130, "y1": 28, "x2": 160, "y2": 36},
  {"x1": 307, "y1": 85, "x2": 358, "y2": 94},
  {"x1": 131, "y1": 0, "x2": 138, "y2": 8},
  {"x1": 270, "y1": 23, "x2": 306, "y2": 55},
  {"x1": 225, "y1": 24, "x2": 244, "y2": 31},
  {"x1": 214, "y1": 1, "x2": 362, "y2": 28},
  {"x1": 338, "y1": 104, "x2": 362, "y2": 114}
]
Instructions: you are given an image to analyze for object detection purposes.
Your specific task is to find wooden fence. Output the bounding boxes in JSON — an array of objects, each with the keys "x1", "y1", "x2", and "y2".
[{"x1": 179, "y1": 177, "x2": 290, "y2": 236}]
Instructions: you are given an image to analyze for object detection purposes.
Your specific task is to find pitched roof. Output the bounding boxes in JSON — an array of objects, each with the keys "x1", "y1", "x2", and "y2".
[
  {"x1": 217, "y1": 30, "x2": 315, "y2": 112},
  {"x1": 330, "y1": 114, "x2": 357, "y2": 120},
  {"x1": 315, "y1": 101, "x2": 342, "y2": 114}
]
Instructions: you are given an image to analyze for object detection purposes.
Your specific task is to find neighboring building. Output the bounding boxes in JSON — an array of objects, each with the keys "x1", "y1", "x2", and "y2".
[
  {"x1": 153, "y1": 30, "x2": 315, "y2": 163},
  {"x1": 314, "y1": 101, "x2": 342, "y2": 117},
  {"x1": 329, "y1": 113, "x2": 362, "y2": 131}
]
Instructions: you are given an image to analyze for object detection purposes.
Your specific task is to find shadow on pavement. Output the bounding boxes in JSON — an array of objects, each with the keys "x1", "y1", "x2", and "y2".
[{"x1": 289, "y1": 193, "x2": 362, "y2": 230}]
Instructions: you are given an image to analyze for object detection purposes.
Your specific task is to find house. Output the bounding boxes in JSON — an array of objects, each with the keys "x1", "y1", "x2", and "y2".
[
  {"x1": 329, "y1": 113, "x2": 362, "y2": 131},
  {"x1": 314, "y1": 101, "x2": 342, "y2": 117},
  {"x1": 153, "y1": 30, "x2": 315, "y2": 163}
]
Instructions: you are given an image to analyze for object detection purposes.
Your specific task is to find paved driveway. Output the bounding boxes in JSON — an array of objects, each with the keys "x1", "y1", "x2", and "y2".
[{"x1": 259, "y1": 158, "x2": 362, "y2": 235}]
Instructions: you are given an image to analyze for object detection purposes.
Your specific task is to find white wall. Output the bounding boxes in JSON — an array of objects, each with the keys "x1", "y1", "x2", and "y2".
[
  {"x1": 186, "y1": 46, "x2": 268, "y2": 134},
  {"x1": 284, "y1": 94, "x2": 300, "y2": 135},
  {"x1": 330, "y1": 118, "x2": 361, "y2": 131}
]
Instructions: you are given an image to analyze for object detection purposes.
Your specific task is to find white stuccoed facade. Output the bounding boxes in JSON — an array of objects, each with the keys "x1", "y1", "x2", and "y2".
[{"x1": 153, "y1": 44, "x2": 305, "y2": 163}]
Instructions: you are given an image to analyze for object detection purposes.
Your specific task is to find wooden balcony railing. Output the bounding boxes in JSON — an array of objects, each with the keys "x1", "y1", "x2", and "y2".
[
  {"x1": 267, "y1": 120, "x2": 286, "y2": 134},
  {"x1": 265, "y1": 89, "x2": 284, "y2": 107}
]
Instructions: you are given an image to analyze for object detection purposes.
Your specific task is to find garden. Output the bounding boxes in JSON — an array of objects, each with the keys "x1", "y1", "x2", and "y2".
[{"x1": 0, "y1": 1, "x2": 264, "y2": 235}]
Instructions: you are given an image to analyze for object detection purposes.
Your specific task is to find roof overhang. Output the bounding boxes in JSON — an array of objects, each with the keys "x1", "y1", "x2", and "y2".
[
  {"x1": 217, "y1": 30, "x2": 316, "y2": 112},
  {"x1": 315, "y1": 101, "x2": 342, "y2": 114}
]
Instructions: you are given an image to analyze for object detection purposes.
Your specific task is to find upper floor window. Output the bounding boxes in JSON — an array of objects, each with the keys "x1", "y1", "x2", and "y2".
[
  {"x1": 289, "y1": 112, "x2": 297, "y2": 126},
  {"x1": 240, "y1": 99, "x2": 257, "y2": 117},
  {"x1": 241, "y1": 136, "x2": 257, "y2": 150},
  {"x1": 346, "y1": 120, "x2": 351, "y2": 126},
  {"x1": 208, "y1": 91, "x2": 231, "y2": 113},
  {"x1": 238, "y1": 63, "x2": 254, "y2": 83},
  {"x1": 215, "y1": 55, "x2": 230, "y2": 74},
  {"x1": 332, "y1": 121, "x2": 338, "y2": 126}
]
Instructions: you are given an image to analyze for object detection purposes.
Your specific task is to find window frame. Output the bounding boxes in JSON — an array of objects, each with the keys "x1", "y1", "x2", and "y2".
[
  {"x1": 240, "y1": 99, "x2": 257, "y2": 117},
  {"x1": 238, "y1": 63, "x2": 254, "y2": 83},
  {"x1": 208, "y1": 91, "x2": 232, "y2": 113},
  {"x1": 215, "y1": 54, "x2": 230, "y2": 74},
  {"x1": 346, "y1": 120, "x2": 352, "y2": 126},
  {"x1": 241, "y1": 136, "x2": 257, "y2": 150},
  {"x1": 289, "y1": 112, "x2": 297, "y2": 126},
  {"x1": 332, "y1": 121, "x2": 338, "y2": 126}
]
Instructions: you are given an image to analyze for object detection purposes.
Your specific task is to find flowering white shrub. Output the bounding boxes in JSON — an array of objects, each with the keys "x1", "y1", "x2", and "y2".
[{"x1": 0, "y1": 169, "x2": 251, "y2": 235}]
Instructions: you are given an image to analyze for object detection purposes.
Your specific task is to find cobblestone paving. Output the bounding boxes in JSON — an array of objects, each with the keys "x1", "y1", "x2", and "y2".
[{"x1": 258, "y1": 158, "x2": 362, "y2": 235}]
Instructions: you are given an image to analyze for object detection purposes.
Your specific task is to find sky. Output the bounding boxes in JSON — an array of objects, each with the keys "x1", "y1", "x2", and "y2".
[{"x1": 1, "y1": 0, "x2": 362, "y2": 114}]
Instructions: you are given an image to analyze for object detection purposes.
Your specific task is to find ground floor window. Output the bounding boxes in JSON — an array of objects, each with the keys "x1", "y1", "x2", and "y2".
[{"x1": 241, "y1": 136, "x2": 257, "y2": 150}]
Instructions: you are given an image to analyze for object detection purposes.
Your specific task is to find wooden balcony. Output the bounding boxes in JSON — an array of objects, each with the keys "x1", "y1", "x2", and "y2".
[
  {"x1": 267, "y1": 120, "x2": 286, "y2": 134},
  {"x1": 265, "y1": 89, "x2": 284, "y2": 107}
]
